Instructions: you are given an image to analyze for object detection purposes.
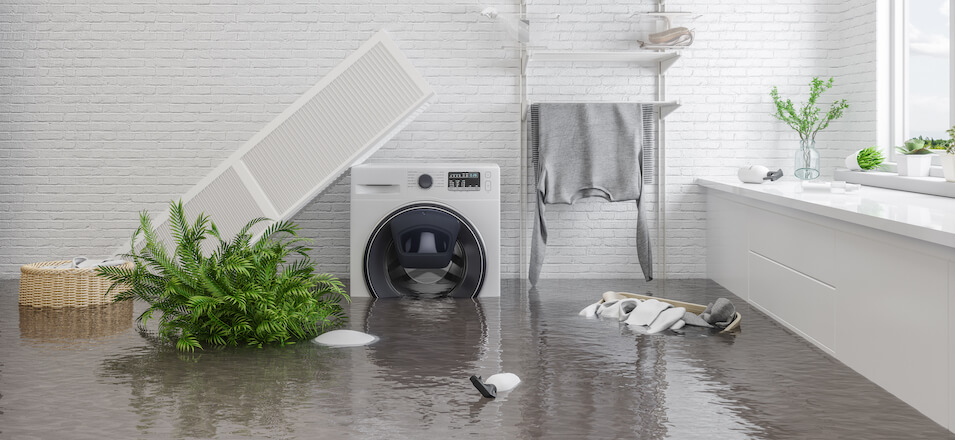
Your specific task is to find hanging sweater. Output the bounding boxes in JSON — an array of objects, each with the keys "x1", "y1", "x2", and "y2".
[{"x1": 528, "y1": 103, "x2": 653, "y2": 285}]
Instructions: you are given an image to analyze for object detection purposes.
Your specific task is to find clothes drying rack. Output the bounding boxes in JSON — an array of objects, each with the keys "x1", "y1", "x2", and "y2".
[{"x1": 509, "y1": 0, "x2": 692, "y2": 281}]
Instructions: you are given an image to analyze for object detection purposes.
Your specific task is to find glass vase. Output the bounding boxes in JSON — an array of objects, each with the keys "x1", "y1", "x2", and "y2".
[{"x1": 794, "y1": 139, "x2": 820, "y2": 180}]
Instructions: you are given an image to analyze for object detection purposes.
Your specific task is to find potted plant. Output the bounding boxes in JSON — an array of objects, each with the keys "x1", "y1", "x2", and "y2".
[
  {"x1": 895, "y1": 138, "x2": 934, "y2": 177},
  {"x1": 942, "y1": 127, "x2": 955, "y2": 182},
  {"x1": 771, "y1": 77, "x2": 849, "y2": 180},
  {"x1": 845, "y1": 146, "x2": 885, "y2": 171},
  {"x1": 97, "y1": 200, "x2": 349, "y2": 351}
]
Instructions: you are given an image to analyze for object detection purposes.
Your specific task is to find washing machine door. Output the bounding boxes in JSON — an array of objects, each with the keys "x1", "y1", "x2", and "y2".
[{"x1": 364, "y1": 204, "x2": 486, "y2": 298}]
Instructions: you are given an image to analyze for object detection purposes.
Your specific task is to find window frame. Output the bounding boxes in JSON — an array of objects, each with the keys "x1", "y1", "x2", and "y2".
[{"x1": 884, "y1": 0, "x2": 953, "y2": 165}]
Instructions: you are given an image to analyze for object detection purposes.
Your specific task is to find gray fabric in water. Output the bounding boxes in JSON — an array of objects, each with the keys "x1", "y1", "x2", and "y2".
[
  {"x1": 702, "y1": 298, "x2": 737, "y2": 328},
  {"x1": 681, "y1": 311, "x2": 713, "y2": 328},
  {"x1": 528, "y1": 103, "x2": 653, "y2": 285}
]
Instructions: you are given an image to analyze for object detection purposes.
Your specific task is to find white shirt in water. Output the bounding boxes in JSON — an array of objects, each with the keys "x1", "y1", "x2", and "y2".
[
  {"x1": 312, "y1": 329, "x2": 379, "y2": 347},
  {"x1": 484, "y1": 373, "x2": 521, "y2": 392}
]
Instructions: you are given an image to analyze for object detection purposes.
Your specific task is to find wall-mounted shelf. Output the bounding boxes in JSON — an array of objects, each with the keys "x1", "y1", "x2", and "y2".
[
  {"x1": 533, "y1": 100, "x2": 681, "y2": 119},
  {"x1": 526, "y1": 50, "x2": 681, "y2": 73}
]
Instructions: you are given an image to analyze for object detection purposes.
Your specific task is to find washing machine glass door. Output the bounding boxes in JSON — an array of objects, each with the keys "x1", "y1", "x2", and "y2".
[{"x1": 364, "y1": 204, "x2": 486, "y2": 298}]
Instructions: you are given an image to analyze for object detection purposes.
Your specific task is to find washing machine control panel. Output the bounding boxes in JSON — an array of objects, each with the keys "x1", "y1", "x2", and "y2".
[
  {"x1": 447, "y1": 172, "x2": 481, "y2": 191},
  {"x1": 417, "y1": 174, "x2": 433, "y2": 189}
]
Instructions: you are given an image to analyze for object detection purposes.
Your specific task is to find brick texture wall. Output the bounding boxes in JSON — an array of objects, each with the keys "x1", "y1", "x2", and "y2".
[{"x1": 0, "y1": 0, "x2": 877, "y2": 280}]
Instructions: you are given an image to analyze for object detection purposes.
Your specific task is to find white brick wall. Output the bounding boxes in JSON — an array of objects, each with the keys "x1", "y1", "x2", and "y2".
[
  {"x1": 0, "y1": 0, "x2": 878, "y2": 280},
  {"x1": 0, "y1": 0, "x2": 524, "y2": 279},
  {"x1": 526, "y1": 0, "x2": 878, "y2": 280}
]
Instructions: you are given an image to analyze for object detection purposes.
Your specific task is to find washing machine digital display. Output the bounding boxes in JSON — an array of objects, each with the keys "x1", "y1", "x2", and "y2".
[{"x1": 448, "y1": 172, "x2": 481, "y2": 191}]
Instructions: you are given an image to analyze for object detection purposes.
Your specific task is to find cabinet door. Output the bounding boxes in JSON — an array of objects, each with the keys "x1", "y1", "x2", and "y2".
[
  {"x1": 748, "y1": 207, "x2": 836, "y2": 286},
  {"x1": 706, "y1": 193, "x2": 749, "y2": 298},
  {"x1": 749, "y1": 252, "x2": 835, "y2": 352},
  {"x1": 835, "y1": 231, "x2": 949, "y2": 427},
  {"x1": 950, "y1": 261, "x2": 955, "y2": 431}
]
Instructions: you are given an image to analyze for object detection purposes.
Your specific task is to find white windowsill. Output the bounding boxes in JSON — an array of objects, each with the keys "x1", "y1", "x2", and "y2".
[{"x1": 833, "y1": 167, "x2": 955, "y2": 199}]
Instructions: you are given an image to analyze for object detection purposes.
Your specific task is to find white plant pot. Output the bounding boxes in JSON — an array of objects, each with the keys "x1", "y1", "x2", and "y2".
[
  {"x1": 941, "y1": 154, "x2": 955, "y2": 182},
  {"x1": 896, "y1": 154, "x2": 933, "y2": 177},
  {"x1": 844, "y1": 149, "x2": 863, "y2": 171}
]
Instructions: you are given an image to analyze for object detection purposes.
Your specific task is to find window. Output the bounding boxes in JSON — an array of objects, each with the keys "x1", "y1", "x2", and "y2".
[{"x1": 887, "y1": 0, "x2": 953, "y2": 161}]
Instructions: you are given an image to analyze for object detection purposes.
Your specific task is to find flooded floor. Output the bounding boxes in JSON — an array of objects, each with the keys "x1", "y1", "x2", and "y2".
[{"x1": 0, "y1": 278, "x2": 951, "y2": 439}]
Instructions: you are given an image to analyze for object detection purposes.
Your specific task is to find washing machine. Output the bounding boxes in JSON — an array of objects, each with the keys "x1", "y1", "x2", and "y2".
[{"x1": 350, "y1": 163, "x2": 500, "y2": 298}]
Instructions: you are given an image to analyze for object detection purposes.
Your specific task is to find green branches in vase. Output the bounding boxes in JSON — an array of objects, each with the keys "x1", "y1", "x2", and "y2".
[
  {"x1": 771, "y1": 77, "x2": 849, "y2": 180},
  {"x1": 771, "y1": 77, "x2": 849, "y2": 141},
  {"x1": 97, "y1": 200, "x2": 349, "y2": 351}
]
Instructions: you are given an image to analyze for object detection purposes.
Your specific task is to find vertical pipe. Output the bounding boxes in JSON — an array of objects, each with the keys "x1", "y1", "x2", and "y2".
[
  {"x1": 656, "y1": 0, "x2": 667, "y2": 282},
  {"x1": 657, "y1": 62, "x2": 667, "y2": 283},
  {"x1": 519, "y1": 0, "x2": 528, "y2": 283}
]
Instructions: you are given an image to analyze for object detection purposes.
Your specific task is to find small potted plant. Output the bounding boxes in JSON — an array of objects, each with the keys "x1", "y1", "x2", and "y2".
[
  {"x1": 895, "y1": 138, "x2": 935, "y2": 177},
  {"x1": 845, "y1": 146, "x2": 885, "y2": 171},
  {"x1": 943, "y1": 126, "x2": 955, "y2": 182}
]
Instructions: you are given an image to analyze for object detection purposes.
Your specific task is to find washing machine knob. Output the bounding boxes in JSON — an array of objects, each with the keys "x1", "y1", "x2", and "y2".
[{"x1": 418, "y1": 174, "x2": 433, "y2": 189}]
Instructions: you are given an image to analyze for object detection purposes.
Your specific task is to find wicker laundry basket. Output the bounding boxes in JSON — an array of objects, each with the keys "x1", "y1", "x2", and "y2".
[{"x1": 19, "y1": 260, "x2": 133, "y2": 308}]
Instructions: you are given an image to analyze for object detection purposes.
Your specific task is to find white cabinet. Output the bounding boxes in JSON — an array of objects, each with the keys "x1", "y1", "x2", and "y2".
[
  {"x1": 705, "y1": 188, "x2": 955, "y2": 431},
  {"x1": 705, "y1": 193, "x2": 749, "y2": 299},
  {"x1": 834, "y1": 231, "x2": 949, "y2": 424},
  {"x1": 749, "y1": 252, "x2": 836, "y2": 352}
]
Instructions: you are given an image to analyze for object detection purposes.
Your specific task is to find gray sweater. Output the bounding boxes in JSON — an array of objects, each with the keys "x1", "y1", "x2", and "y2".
[{"x1": 529, "y1": 103, "x2": 653, "y2": 285}]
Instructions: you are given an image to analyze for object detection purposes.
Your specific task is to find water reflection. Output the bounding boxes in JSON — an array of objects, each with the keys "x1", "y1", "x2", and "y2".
[
  {"x1": 361, "y1": 297, "x2": 489, "y2": 378},
  {"x1": 19, "y1": 302, "x2": 132, "y2": 344},
  {"x1": 99, "y1": 333, "x2": 349, "y2": 438}
]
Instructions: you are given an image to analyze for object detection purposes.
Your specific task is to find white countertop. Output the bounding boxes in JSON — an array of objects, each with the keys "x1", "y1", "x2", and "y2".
[{"x1": 697, "y1": 177, "x2": 955, "y2": 249}]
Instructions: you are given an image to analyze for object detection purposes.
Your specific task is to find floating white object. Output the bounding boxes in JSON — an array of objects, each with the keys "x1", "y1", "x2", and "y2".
[
  {"x1": 485, "y1": 373, "x2": 521, "y2": 392},
  {"x1": 313, "y1": 330, "x2": 379, "y2": 347}
]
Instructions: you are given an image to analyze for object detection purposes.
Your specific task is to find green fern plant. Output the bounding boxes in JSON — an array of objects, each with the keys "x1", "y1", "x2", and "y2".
[
  {"x1": 855, "y1": 146, "x2": 885, "y2": 170},
  {"x1": 98, "y1": 200, "x2": 348, "y2": 351}
]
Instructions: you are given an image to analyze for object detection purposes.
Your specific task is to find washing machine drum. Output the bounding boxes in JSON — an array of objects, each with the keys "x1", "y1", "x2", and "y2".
[{"x1": 364, "y1": 204, "x2": 486, "y2": 298}]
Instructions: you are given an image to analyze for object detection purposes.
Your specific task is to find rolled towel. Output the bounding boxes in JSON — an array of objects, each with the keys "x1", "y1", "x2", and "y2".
[
  {"x1": 702, "y1": 298, "x2": 737, "y2": 328},
  {"x1": 578, "y1": 301, "x2": 601, "y2": 318},
  {"x1": 624, "y1": 299, "x2": 671, "y2": 327},
  {"x1": 648, "y1": 27, "x2": 694, "y2": 44},
  {"x1": 681, "y1": 311, "x2": 714, "y2": 328},
  {"x1": 647, "y1": 307, "x2": 686, "y2": 334},
  {"x1": 669, "y1": 319, "x2": 686, "y2": 330}
]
